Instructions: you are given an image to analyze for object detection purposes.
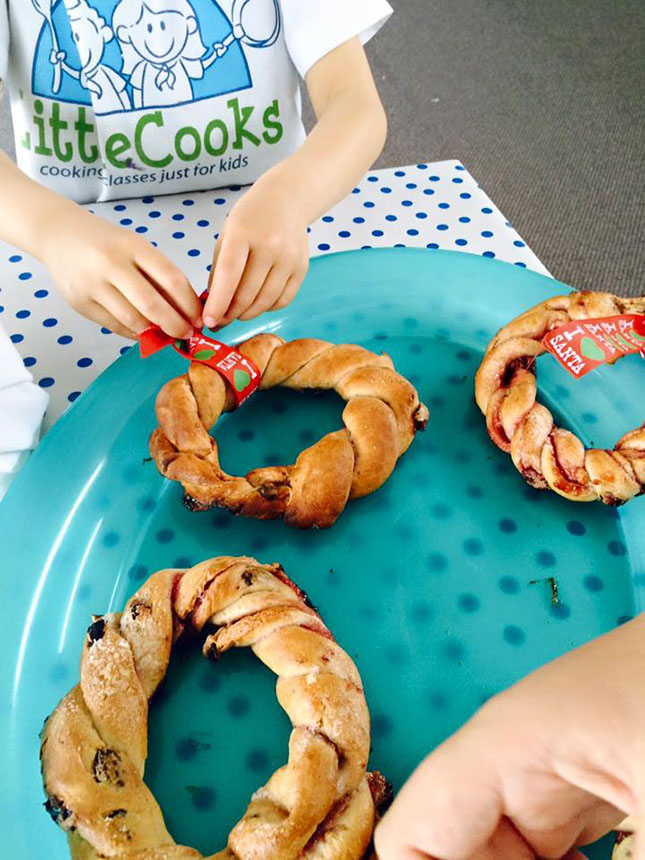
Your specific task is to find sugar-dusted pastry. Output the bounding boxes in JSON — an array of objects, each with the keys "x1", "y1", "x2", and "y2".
[{"x1": 40, "y1": 556, "x2": 391, "y2": 859}]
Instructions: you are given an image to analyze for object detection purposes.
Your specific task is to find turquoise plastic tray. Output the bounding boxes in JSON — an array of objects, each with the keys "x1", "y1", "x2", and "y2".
[{"x1": 1, "y1": 248, "x2": 642, "y2": 858}]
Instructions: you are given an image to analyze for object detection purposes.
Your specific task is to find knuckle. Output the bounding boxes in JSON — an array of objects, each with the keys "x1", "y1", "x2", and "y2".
[
  {"x1": 214, "y1": 263, "x2": 235, "y2": 283},
  {"x1": 137, "y1": 297, "x2": 157, "y2": 318},
  {"x1": 219, "y1": 226, "x2": 239, "y2": 249},
  {"x1": 90, "y1": 245, "x2": 112, "y2": 269},
  {"x1": 126, "y1": 311, "x2": 146, "y2": 332},
  {"x1": 167, "y1": 270, "x2": 189, "y2": 292},
  {"x1": 264, "y1": 232, "x2": 283, "y2": 254},
  {"x1": 126, "y1": 232, "x2": 143, "y2": 250},
  {"x1": 218, "y1": 256, "x2": 242, "y2": 278},
  {"x1": 67, "y1": 293, "x2": 85, "y2": 312}
]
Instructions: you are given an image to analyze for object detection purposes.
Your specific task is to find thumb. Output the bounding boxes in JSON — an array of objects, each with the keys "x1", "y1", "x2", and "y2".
[{"x1": 375, "y1": 717, "x2": 505, "y2": 860}]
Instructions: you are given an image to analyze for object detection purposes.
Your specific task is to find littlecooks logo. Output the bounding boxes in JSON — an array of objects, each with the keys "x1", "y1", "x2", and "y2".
[
  {"x1": 24, "y1": 0, "x2": 285, "y2": 189},
  {"x1": 31, "y1": 0, "x2": 281, "y2": 114},
  {"x1": 543, "y1": 314, "x2": 645, "y2": 378}
]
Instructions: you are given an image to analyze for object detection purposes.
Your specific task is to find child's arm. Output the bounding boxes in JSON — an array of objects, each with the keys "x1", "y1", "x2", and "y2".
[
  {"x1": 203, "y1": 36, "x2": 387, "y2": 328},
  {"x1": 375, "y1": 614, "x2": 645, "y2": 860},
  {"x1": 0, "y1": 151, "x2": 202, "y2": 339}
]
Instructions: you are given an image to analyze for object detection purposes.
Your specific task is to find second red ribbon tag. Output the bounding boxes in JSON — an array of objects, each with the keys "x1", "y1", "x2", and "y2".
[{"x1": 543, "y1": 313, "x2": 645, "y2": 378}]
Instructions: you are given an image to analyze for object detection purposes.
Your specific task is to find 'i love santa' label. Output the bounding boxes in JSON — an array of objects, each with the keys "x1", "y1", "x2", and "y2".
[
  {"x1": 542, "y1": 313, "x2": 645, "y2": 378},
  {"x1": 138, "y1": 292, "x2": 261, "y2": 406}
]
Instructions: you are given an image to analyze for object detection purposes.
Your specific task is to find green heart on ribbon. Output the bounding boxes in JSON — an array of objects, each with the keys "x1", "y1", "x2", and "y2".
[
  {"x1": 194, "y1": 348, "x2": 217, "y2": 361},
  {"x1": 234, "y1": 369, "x2": 251, "y2": 391},
  {"x1": 580, "y1": 337, "x2": 606, "y2": 361}
]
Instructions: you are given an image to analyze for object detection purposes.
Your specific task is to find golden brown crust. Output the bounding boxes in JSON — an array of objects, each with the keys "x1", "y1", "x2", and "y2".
[
  {"x1": 41, "y1": 557, "x2": 379, "y2": 860},
  {"x1": 150, "y1": 335, "x2": 428, "y2": 528},
  {"x1": 475, "y1": 292, "x2": 645, "y2": 504}
]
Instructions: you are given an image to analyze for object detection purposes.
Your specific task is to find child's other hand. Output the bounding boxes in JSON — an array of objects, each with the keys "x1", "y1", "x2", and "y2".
[
  {"x1": 42, "y1": 208, "x2": 202, "y2": 340},
  {"x1": 375, "y1": 615, "x2": 645, "y2": 860},
  {"x1": 203, "y1": 178, "x2": 309, "y2": 329}
]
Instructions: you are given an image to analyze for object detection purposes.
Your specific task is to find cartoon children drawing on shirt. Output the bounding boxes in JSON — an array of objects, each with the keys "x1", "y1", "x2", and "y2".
[
  {"x1": 35, "y1": 0, "x2": 281, "y2": 113},
  {"x1": 112, "y1": 0, "x2": 222, "y2": 109},
  {"x1": 51, "y1": 0, "x2": 131, "y2": 114}
]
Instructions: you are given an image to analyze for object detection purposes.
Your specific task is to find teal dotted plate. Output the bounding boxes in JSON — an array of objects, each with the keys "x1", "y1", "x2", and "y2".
[{"x1": 1, "y1": 248, "x2": 642, "y2": 859}]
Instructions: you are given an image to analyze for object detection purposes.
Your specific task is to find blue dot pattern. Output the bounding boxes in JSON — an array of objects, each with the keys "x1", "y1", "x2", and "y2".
[
  {"x1": 28, "y1": 353, "x2": 629, "y2": 855},
  {"x1": 0, "y1": 160, "x2": 546, "y2": 425},
  {"x1": 1, "y1": 168, "x2": 637, "y2": 859}
]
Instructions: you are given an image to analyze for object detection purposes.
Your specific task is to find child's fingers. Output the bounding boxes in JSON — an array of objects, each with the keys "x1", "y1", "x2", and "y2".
[
  {"x1": 204, "y1": 236, "x2": 249, "y2": 327},
  {"x1": 236, "y1": 264, "x2": 290, "y2": 321},
  {"x1": 135, "y1": 246, "x2": 202, "y2": 326},
  {"x1": 475, "y1": 817, "x2": 535, "y2": 860},
  {"x1": 112, "y1": 268, "x2": 193, "y2": 338},
  {"x1": 515, "y1": 797, "x2": 622, "y2": 859},
  {"x1": 269, "y1": 270, "x2": 306, "y2": 312},
  {"x1": 375, "y1": 724, "x2": 503, "y2": 860},
  {"x1": 209, "y1": 235, "x2": 222, "y2": 277},
  {"x1": 219, "y1": 253, "x2": 273, "y2": 324},
  {"x1": 92, "y1": 284, "x2": 150, "y2": 336},
  {"x1": 84, "y1": 300, "x2": 139, "y2": 340}
]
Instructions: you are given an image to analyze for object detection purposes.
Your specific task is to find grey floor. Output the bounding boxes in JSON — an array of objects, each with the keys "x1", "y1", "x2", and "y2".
[{"x1": 2, "y1": 0, "x2": 643, "y2": 296}]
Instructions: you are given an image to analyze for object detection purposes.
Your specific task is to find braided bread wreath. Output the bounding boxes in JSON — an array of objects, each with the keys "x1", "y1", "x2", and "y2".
[
  {"x1": 40, "y1": 556, "x2": 392, "y2": 860},
  {"x1": 475, "y1": 291, "x2": 645, "y2": 504},
  {"x1": 150, "y1": 335, "x2": 429, "y2": 529}
]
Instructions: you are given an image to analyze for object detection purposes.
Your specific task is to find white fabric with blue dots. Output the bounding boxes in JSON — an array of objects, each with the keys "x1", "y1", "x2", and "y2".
[{"x1": 0, "y1": 160, "x2": 549, "y2": 432}]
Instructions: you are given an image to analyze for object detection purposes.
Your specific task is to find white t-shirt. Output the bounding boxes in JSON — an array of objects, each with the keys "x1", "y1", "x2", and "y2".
[{"x1": 0, "y1": 0, "x2": 391, "y2": 203}]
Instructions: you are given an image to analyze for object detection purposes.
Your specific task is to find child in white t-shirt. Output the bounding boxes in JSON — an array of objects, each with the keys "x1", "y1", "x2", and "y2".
[{"x1": 0, "y1": 0, "x2": 391, "y2": 336}]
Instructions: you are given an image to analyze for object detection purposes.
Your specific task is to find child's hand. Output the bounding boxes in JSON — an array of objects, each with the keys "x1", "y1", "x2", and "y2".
[
  {"x1": 375, "y1": 615, "x2": 645, "y2": 860},
  {"x1": 41, "y1": 208, "x2": 202, "y2": 340},
  {"x1": 203, "y1": 177, "x2": 309, "y2": 329}
]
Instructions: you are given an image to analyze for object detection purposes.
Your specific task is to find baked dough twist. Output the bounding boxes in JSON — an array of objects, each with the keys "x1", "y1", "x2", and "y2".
[
  {"x1": 40, "y1": 557, "x2": 390, "y2": 860},
  {"x1": 475, "y1": 291, "x2": 645, "y2": 504},
  {"x1": 150, "y1": 334, "x2": 429, "y2": 528}
]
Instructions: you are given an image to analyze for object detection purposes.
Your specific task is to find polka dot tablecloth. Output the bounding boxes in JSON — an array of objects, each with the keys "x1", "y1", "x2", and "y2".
[
  {"x1": 0, "y1": 160, "x2": 549, "y2": 430},
  {"x1": 0, "y1": 228, "x2": 637, "y2": 860}
]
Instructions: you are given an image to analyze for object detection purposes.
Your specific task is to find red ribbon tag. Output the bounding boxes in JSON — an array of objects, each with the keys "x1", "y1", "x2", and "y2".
[
  {"x1": 138, "y1": 293, "x2": 261, "y2": 406},
  {"x1": 542, "y1": 313, "x2": 645, "y2": 378}
]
